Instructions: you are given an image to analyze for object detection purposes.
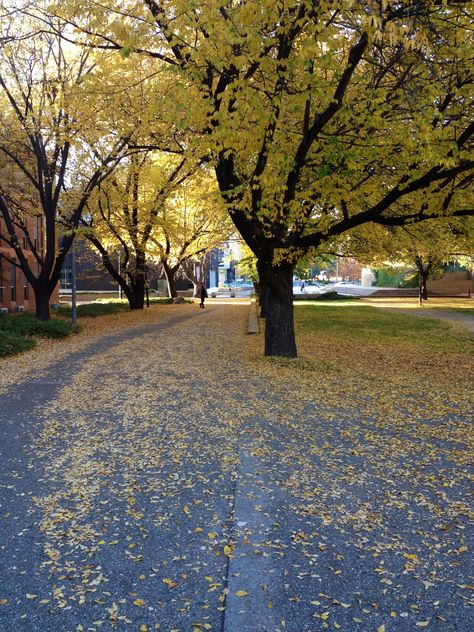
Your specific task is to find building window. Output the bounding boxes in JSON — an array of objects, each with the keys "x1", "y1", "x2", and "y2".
[
  {"x1": 60, "y1": 265, "x2": 72, "y2": 289},
  {"x1": 10, "y1": 263, "x2": 16, "y2": 302},
  {"x1": 23, "y1": 274, "x2": 29, "y2": 300}
]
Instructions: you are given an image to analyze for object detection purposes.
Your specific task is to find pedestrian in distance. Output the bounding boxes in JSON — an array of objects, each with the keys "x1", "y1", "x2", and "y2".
[
  {"x1": 301, "y1": 281, "x2": 305, "y2": 293},
  {"x1": 199, "y1": 283, "x2": 208, "y2": 308}
]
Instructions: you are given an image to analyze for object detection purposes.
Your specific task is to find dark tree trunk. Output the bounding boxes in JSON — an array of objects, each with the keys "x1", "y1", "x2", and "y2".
[
  {"x1": 87, "y1": 237, "x2": 145, "y2": 310},
  {"x1": 258, "y1": 260, "x2": 296, "y2": 357},
  {"x1": 34, "y1": 285, "x2": 51, "y2": 321},
  {"x1": 259, "y1": 281, "x2": 269, "y2": 319},
  {"x1": 421, "y1": 273, "x2": 429, "y2": 301},
  {"x1": 127, "y1": 272, "x2": 146, "y2": 309}
]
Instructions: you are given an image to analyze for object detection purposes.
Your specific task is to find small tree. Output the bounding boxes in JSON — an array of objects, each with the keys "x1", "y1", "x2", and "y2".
[
  {"x1": 83, "y1": 150, "x2": 196, "y2": 309},
  {"x1": 152, "y1": 170, "x2": 233, "y2": 298},
  {"x1": 0, "y1": 9, "x2": 132, "y2": 319},
  {"x1": 339, "y1": 217, "x2": 474, "y2": 300},
  {"x1": 179, "y1": 251, "x2": 213, "y2": 298}
]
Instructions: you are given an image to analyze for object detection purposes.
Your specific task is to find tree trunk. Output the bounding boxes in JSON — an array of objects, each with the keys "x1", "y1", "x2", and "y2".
[
  {"x1": 182, "y1": 263, "x2": 200, "y2": 297},
  {"x1": 258, "y1": 260, "x2": 297, "y2": 357},
  {"x1": 162, "y1": 262, "x2": 178, "y2": 298},
  {"x1": 259, "y1": 282, "x2": 269, "y2": 319},
  {"x1": 421, "y1": 272, "x2": 429, "y2": 301},
  {"x1": 127, "y1": 273, "x2": 146, "y2": 309},
  {"x1": 34, "y1": 284, "x2": 52, "y2": 321}
]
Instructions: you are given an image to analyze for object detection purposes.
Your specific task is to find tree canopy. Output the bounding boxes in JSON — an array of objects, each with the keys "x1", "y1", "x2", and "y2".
[
  {"x1": 52, "y1": 0, "x2": 474, "y2": 355},
  {"x1": 1, "y1": 1, "x2": 473, "y2": 353}
]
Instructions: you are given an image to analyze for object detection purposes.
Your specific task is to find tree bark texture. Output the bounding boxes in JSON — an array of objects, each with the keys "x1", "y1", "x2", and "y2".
[
  {"x1": 126, "y1": 272, "x2": 146, "y2": 309},
  {"x1": 34, "y1": 286, "x2": 51, "y2": 321},
  {"x1": 258, "y1": 261, "x2": 297, "y2": 357}
]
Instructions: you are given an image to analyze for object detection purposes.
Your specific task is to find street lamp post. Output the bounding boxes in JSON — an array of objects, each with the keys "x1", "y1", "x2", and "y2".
[{"x1": 71, "y1": 239, "x2": 77, "y2": 326}]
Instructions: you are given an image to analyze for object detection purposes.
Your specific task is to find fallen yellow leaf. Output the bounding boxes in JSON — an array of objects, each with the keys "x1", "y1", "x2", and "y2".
[
  {"x1": 133, "y1": 599, "x2": 145, "y2": 607},
  {"x1": 162, "y1": 578, "x2": 177, "y2": 588}
]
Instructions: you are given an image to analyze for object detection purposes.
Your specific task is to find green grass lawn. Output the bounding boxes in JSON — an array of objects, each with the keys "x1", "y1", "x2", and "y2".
[
  {"x1": 294, "y1": 303, "x2": 473, "y2": 354},
  {"x1": 54, "y1": 302, "x2": 131, "y2": 318},
  {"x1": 55, "y1": 296, "x2": 187, "y2": 318}
]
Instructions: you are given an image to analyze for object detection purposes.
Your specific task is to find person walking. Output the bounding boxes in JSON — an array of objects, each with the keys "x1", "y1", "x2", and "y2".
[{"x1": 199, "y1": 283, "x2": 208, "y2": 308}]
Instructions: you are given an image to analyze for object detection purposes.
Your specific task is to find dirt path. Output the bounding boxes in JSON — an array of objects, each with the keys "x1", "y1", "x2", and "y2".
[
  {"x1": 0, "y1": 303, "x2": 472, "y2": 631},
  {"x1": 393, "y1": 308, "x2": 474, "y2": 333}
]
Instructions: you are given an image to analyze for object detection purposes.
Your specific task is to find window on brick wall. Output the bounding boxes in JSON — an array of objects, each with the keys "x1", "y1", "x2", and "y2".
[
  {"x1": 23, "y1": 274, "x2": 29, "y2": 300},
  {"x1": 60, "y1": 265, "x2": 72, "y2": 289},
  {"x1": 10, "y1": 262, "x2": 16, "y2": 301}
]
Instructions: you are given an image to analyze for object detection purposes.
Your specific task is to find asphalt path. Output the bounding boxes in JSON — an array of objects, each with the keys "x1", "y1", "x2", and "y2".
[{"x1": 0, "y1": 303, "x2": 472, "y2": 631}]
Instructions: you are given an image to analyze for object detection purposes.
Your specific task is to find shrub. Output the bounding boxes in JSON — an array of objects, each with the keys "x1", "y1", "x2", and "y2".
[
  {"x1": 35, "y1": 318, "x2": 72, "y2": 338},
  {"x1": 0, "y1": 313, "x2": 72, "y2": 358},
  {"x1": 55, "y1": 303, "x2": 129, "y2": 317},
  {"x1": 149, "y1": 297, "x2": 174, "y2": 304},
  {"x1": 0, "y1": 312, "x2": 39, "y2": 336},
  {"x1": 0, "y1": 331, "x2": 36, "y2": 358},
  {"x1": 294, "y1": 291, "x2": 354, "y2": 301},
  {"x1": 374, "y1": 267, "x2": 410, "y2": 288}
]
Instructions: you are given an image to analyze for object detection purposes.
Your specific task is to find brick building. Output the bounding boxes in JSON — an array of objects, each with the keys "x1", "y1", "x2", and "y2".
[{"x1": 0, "y1": 215, "x2": 59, "y2": 314}]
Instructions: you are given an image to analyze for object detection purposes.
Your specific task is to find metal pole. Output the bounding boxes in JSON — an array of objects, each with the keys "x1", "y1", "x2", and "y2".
[
  {"x1": 71, "y1": 239, "x2": 77, "y2": 326},
  {"x1": 118, "y1": 251, "x2": 122, "y2": 299}
]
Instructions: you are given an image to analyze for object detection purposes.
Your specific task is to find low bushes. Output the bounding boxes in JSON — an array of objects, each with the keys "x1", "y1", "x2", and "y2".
[
  {"x1": 54, "y1": 302, "x2": 130, "y2": 318},
  {"x1": 0, "y1": 313, "x2": 73, "y2": 358},
  {"x1": 294, "y1": 291, "x2": 354, "y2": 301}
]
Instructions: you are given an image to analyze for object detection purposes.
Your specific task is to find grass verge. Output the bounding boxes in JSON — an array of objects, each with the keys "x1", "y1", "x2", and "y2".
[
  {"x1": 294, "y1": 303, "x2": 473, "y2": 354},
  {"x1": 54, "y1": 297, "x2": 193, "y2": 319},
  {"x1": 54, "y1": 302, "x2": 131, "y2": 318}
]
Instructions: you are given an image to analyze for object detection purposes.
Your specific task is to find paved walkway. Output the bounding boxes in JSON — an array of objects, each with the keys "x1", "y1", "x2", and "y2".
[{"x1": 0, "y1": 304, "x2": 472, "y2": 631}]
